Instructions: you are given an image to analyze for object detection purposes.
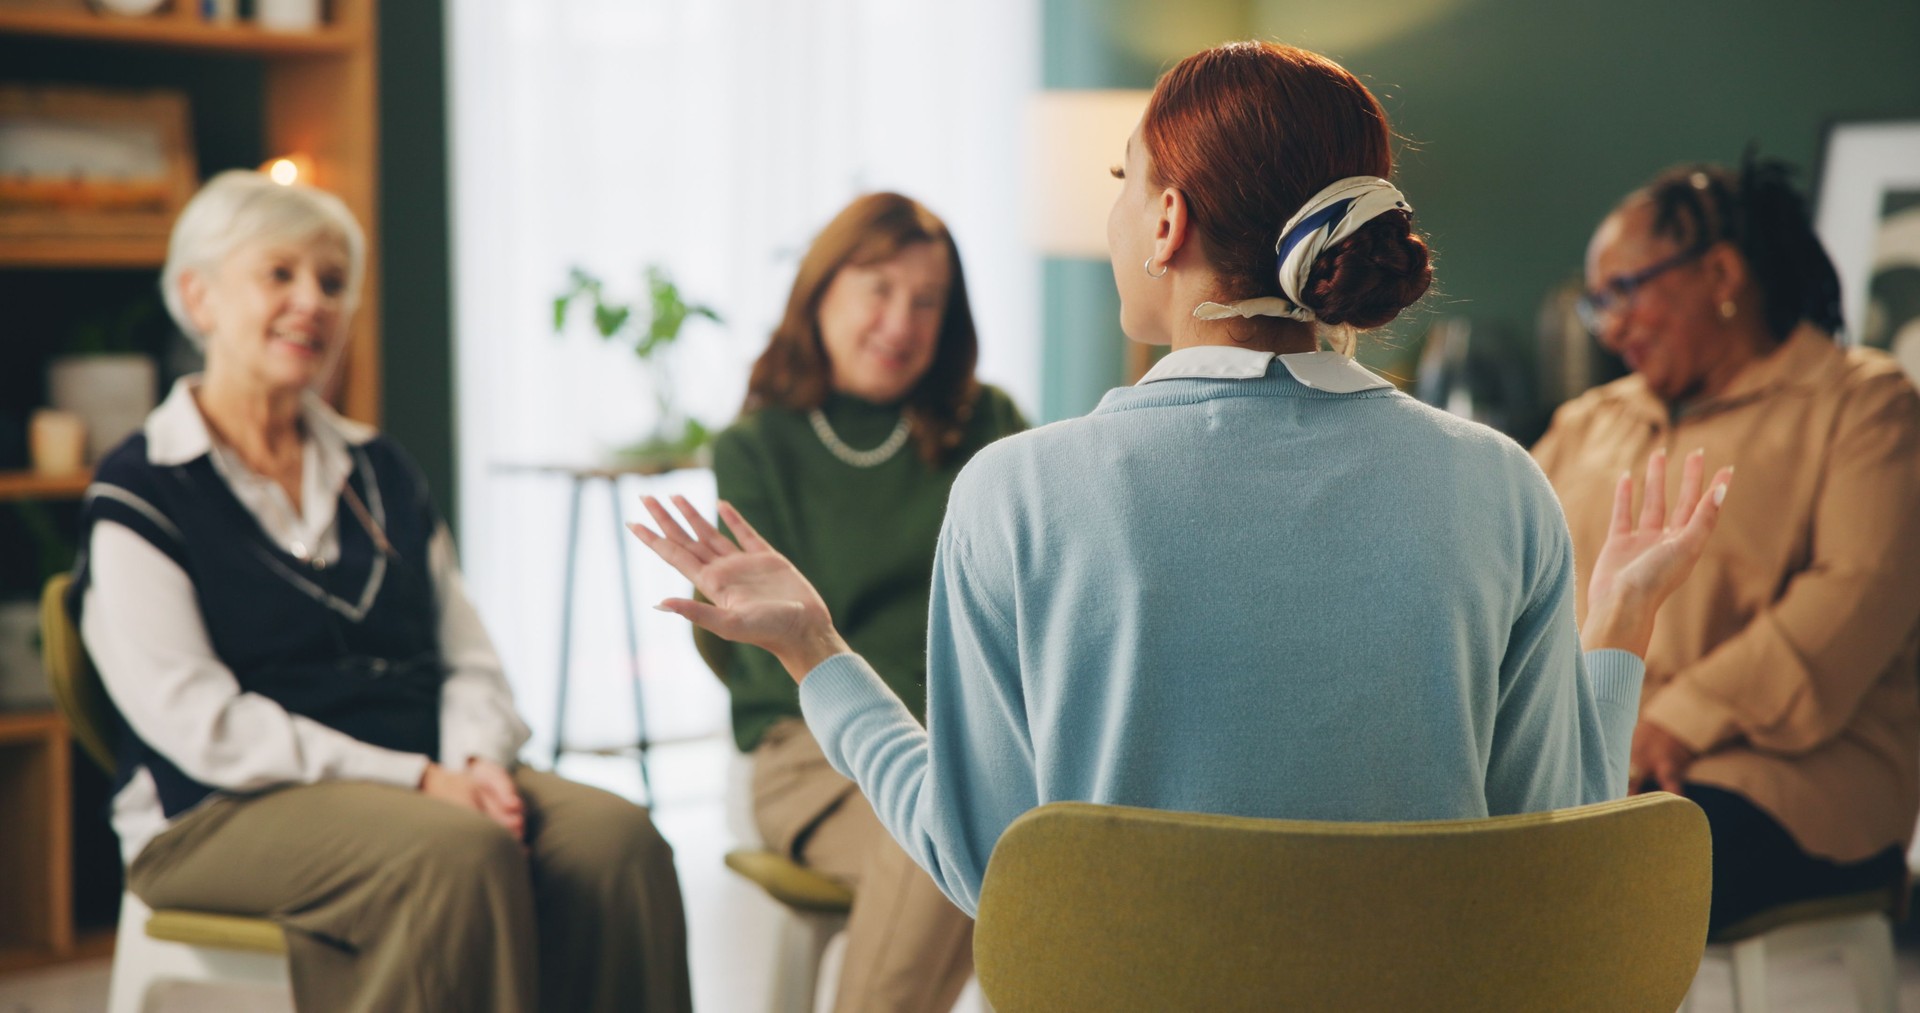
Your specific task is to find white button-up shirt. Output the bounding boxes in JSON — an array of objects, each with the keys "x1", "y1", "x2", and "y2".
[{"x1": 81, "y1": 378, "x2": 530, "y2": 863}]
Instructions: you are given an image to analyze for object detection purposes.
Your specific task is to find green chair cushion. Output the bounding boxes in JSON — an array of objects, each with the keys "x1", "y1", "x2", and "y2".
[
  {"x1": 40, "y1": 573, "x2": 118, "y2": 776},
  {"x1": 1709, "y1": 887, "x2": 1896, "y2": 944},
  {"x1": 146, "y1": 909, "x2": 288, "y2": 955},
  {"x1": 725, "y1": 849, "x2": 854, "y2": 913}
]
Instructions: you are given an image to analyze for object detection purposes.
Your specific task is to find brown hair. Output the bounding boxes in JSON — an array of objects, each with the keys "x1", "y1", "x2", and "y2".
[
  {"x1": 743, "y1": 192, "x2": 981, "y2": 466},
  {"x1": 1144, "y1": 41, "x2": 1431, "y2": 335}
]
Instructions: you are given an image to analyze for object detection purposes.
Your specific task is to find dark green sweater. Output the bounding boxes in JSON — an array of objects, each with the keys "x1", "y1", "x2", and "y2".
[{"x1": 701, "y1": 385, "x2": 1027, "y2": 751}]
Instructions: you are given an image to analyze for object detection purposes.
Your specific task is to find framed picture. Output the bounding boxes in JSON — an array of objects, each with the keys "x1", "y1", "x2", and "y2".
[
  {"x1": 1813, "y1": 118, "x2": 1920, "y2": 382},
  {"x1": 0, "y1": 84, "x2": 197, "y2": 244}
]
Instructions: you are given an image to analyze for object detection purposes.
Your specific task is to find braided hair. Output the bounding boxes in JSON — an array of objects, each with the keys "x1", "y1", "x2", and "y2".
[{"x1": 1632, "y1": 152, "x2": 1843, "y2": 341}]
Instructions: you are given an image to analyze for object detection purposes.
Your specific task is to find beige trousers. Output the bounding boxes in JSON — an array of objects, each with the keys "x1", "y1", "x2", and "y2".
[
  {"x1": 128, "y1": 768, "x2": 692, "y2": 1013},
  {"x1": 752, "y1": 718, "x2": 974, "y2": 1013}
]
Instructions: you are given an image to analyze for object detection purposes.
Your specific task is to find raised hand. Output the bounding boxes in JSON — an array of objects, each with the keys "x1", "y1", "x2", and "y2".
[
  {"x1": 628, "y1": 496, "x2": 850, "y2": 683},
  {"x1": 1582, "y1": 447, "x2": 1734, "y2": 657}
]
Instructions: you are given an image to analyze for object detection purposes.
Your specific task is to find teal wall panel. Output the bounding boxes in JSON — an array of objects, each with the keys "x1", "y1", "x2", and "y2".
[{"x1": 1038, "y1": 0, "x2": 1920, "y2": 420}]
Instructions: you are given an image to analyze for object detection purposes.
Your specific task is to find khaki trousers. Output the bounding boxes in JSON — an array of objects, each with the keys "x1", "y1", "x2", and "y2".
[
  {"x1": 128, "y1": 768, "x2": 692, "y2": 1013},
  {"x1": 752, "y1": 719, "x2": 974, "y2": 1013}
]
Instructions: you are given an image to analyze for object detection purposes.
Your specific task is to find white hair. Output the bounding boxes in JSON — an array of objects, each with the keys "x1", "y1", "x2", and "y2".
[{"x1": 160, "y1": 169, "x2": 367, "y2": 346}]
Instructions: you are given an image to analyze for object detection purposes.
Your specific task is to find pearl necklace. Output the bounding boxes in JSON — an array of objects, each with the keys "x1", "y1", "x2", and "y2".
[{"x1": 808, "y1": 408, "x2": 911, "y2": 468}]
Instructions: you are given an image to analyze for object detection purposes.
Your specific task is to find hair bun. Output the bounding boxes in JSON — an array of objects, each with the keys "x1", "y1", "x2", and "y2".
[{"x1": 1301, "y1": 211, "x2": 1432, "y2": 328}]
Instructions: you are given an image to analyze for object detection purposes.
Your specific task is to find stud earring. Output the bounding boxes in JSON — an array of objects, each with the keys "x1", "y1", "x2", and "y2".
[{"x1": 1720, "y1": 300, "x2": 1737, "y2": 320}]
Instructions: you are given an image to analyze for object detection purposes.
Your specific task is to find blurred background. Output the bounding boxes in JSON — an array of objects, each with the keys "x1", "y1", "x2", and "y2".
[{"x1": 2, "y1": 0, "x2": 1918, "y2": 1007}]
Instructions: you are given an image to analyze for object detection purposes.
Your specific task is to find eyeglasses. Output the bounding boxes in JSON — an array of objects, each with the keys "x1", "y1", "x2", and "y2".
[{"x1": 1574, "y1": 245, "x2": 1708, "y2": 337}]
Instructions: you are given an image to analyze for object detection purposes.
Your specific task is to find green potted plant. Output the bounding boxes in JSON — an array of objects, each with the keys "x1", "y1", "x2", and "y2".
[{"x1": 552, "y1": 265, "x2": 723, "y2": 466}]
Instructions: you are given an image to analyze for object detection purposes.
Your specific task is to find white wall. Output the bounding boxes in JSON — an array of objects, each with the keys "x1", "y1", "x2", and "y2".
[{"x1": 447, "y1": 0, "x2": 1040, "y2": 755}]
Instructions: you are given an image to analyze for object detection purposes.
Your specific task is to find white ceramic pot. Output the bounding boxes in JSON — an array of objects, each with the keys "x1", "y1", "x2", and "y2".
[
  {"x1": 256, "y1": 0, "x2": 321, "y2": 32},
  {"x1": 47, "y1": 353, "x2": 157, "y2": 464}
]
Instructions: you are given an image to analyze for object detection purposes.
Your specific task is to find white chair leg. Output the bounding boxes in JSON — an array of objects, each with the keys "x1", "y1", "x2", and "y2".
[
  {"x1": 107, "y1": 892, "x2": 158, "y2": 1013},
  {"x1": 1728, "y1": 935, "x2": 1770, "y2": 1013},
  {"x1": 769, "y1": 910, "x2": 846, "y2": 1013},
  {"x1": 1838, "y1": 915, "x2": 1897, "y2": 1013},
  {"x1": 1676, "y1": 969, "x2": 1701, "y2": 1013}
]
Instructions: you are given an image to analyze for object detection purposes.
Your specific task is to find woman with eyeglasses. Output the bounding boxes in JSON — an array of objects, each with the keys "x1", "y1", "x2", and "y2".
[
  {"x1": 1534, "y1": 159, "x2": 1920, "y2": 935},
  {"x1": 633, "y1": 41, "x2": 1734, "y2": 918}
]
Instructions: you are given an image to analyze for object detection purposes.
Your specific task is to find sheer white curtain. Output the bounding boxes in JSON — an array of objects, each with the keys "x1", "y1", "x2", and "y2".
[{"x1": 448, "y1": 0, "x2": 1040, "y2": 764}]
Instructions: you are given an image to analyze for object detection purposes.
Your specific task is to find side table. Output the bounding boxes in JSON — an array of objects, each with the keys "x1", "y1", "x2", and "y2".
[{"x1": 494, "y1": 458, "x2": 707, "y2": 802}]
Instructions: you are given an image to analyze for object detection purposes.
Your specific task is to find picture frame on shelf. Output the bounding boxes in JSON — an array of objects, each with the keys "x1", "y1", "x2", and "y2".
[
  {"x1": 0, "y1": 84, "x2": 196, "y2": 247},
  {"x1": 1813, "y1": 118, "x2": 1920, "y2": 382}
]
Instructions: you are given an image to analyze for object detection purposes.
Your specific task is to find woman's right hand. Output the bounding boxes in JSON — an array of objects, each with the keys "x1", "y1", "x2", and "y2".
[
  {"x1": 419, "y1": 762, "x2": 524, "y2": 838},
  {"x1": 1582, "y1": 447, "x2": 1733, "y2": 657},
  {"x1": 628, "y1": 496, "x2": 850, "y2": 683}
]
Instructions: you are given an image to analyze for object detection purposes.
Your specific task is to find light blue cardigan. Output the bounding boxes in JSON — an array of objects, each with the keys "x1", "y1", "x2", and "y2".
[{"x1": 799, "y1": 348, "x2": 1643, "y2": 915}]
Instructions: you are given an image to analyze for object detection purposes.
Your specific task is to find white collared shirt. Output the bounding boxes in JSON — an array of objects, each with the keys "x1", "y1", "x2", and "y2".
[
  {"x1": 81, "y1": 377, "x2": 530, "y2": 863},
  {"x1": 1137, "y1": 344, "x2": 1394, "y2": 393}
]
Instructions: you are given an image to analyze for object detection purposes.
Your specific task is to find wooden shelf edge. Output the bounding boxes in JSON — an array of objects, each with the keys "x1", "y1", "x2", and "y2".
[
  {"x1": 0, "y1": 929, "x2": 112, "y2": 977},
  {"x1": 0, "y1": 238, "x2": 167, "y2": 270},
  {"x1": 0, "y1": 8, "x2": 356, "y2": 56},
  {"x1": 0, "y1": 469, "x2": 92, "y2": 502},
  {"x1": 0, "y1": 710, "x2": 64, "y2": 741}
]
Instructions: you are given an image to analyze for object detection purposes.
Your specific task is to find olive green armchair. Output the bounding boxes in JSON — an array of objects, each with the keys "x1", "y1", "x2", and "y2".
[
  {"x1": 974, "y1": 795, "x2": 1712, "y2": 1012},
  {"x1": 40, "y1": 574, "x2": 290, "y2": 1013}
]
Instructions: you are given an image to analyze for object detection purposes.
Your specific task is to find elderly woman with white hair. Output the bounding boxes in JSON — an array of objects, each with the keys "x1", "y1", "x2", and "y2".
[{"x1": 69, "y1": 170, "x2": 691, "y2": 1012}]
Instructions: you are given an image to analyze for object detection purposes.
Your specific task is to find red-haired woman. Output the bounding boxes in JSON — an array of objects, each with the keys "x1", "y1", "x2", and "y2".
[
  {"x1": 697, "y1": 192, "x2": 1025, "y2": 1011},
  {"x1": 642, "y1": 43, "x2": 1728, "y2": 916}
]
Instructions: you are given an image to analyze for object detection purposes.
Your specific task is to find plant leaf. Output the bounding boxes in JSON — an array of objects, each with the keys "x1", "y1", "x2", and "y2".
[{"x1": 594, "y1": 304, "x2": 631, "y2": 338}]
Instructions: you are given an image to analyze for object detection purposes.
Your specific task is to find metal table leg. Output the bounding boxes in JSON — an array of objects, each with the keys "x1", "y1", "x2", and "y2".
[
  {"x1": 607, "y1": 477, "x2": 654, "y2": 800},
  {"x1": 551, "y1": 475, "x2": 586, "y2": 767}
]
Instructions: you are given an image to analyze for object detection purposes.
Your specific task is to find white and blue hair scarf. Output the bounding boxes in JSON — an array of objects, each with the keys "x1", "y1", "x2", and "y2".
[{"x1": 1194, "y1": 176, "x2": 1410, "y2": 324}]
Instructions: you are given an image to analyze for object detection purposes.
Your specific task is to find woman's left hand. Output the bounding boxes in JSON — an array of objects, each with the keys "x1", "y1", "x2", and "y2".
[
  {"x1": 629, "y1": 496, "x2": 850, "y2": 683},
  {"x1": 1583, "y1": 448, "x2": 1734, "y2": 657},
  {"x1": 467, "y1": 757, "x2": 526, "y2": 840}
]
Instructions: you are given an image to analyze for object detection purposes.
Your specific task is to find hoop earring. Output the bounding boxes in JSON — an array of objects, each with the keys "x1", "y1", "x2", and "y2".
[{"x1": 1144, "y1": 257, "x2": 1168, "y2": 279}]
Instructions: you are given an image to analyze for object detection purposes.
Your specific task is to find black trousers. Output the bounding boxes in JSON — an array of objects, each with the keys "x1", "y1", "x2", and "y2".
[{"x1": 1680, "y1": 783, "x2": 1906, "y2": 937}]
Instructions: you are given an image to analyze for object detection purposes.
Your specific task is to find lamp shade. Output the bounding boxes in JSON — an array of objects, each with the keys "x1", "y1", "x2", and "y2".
[{"x1": 1025, "y1": 89, "x2": 1151, "y2": 258}]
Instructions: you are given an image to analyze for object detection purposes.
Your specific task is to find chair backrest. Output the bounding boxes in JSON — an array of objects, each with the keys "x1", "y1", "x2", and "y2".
[
  {"x1": 40, "y1": 573, "x2": 118, "y2": 774},
  {"x1": 974, "y1": 795, "x2": 1710, "y2": 1013}
]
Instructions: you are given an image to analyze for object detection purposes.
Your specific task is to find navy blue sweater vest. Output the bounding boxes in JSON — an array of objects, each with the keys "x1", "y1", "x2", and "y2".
[{"x1": 71, "y1": 433, "x2": 445, "y2": 818}]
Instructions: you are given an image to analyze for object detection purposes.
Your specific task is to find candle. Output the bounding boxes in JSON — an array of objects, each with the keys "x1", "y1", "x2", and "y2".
[{"x1": 30, "y1": 409, "x2": 86, "y2": 476}]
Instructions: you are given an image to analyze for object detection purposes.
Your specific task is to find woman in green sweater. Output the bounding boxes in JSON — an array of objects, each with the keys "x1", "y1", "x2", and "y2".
[{"x1": 699, "y1": 192, "x2": 1025, "y2": 1012}]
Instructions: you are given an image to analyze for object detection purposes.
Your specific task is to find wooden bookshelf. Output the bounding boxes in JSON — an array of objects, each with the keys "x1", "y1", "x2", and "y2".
[
  {"x1": 0, "y1": 470, "x2": 90, "y2": 502},
  {"x1": 0, "y1": 0, "x2": 383, "y2": 425},
  {"x1": 0, "y1": 711, "x2": 73, "y2": 973},
  {"x1": 0, "y1": 1, "x2": 385, "y2": 973},
  {"x1": 0, "y1": 7, "x2": 355, "y2": 55}
]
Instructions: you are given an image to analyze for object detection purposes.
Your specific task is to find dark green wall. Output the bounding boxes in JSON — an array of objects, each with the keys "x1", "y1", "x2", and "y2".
[
  {"x1": 1039, "y1": 0, "x2": 1255, "y2": 420},
  {"x1": 1266, "y1": 0, "x2": 1920, "y2": 349},
  {"x1": 1041, "y1": 0, "x2": 1920, "y2": 418},
  {"x1": 378, "y1": 0, "x2": 457, "y2": 533}
]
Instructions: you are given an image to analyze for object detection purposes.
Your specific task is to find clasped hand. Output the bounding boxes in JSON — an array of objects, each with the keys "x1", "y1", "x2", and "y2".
[{"x1": 419, "y1": 757, "x2": 526, "y2": 839}]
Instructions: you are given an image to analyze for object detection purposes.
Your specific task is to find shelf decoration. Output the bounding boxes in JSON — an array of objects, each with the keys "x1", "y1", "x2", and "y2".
[
  {"x1": 260, "y1": 152, "x2": 314, "y2": 186},
  {"x1": 0, "y1": 84, "x2": 197, "y2": 250}
]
